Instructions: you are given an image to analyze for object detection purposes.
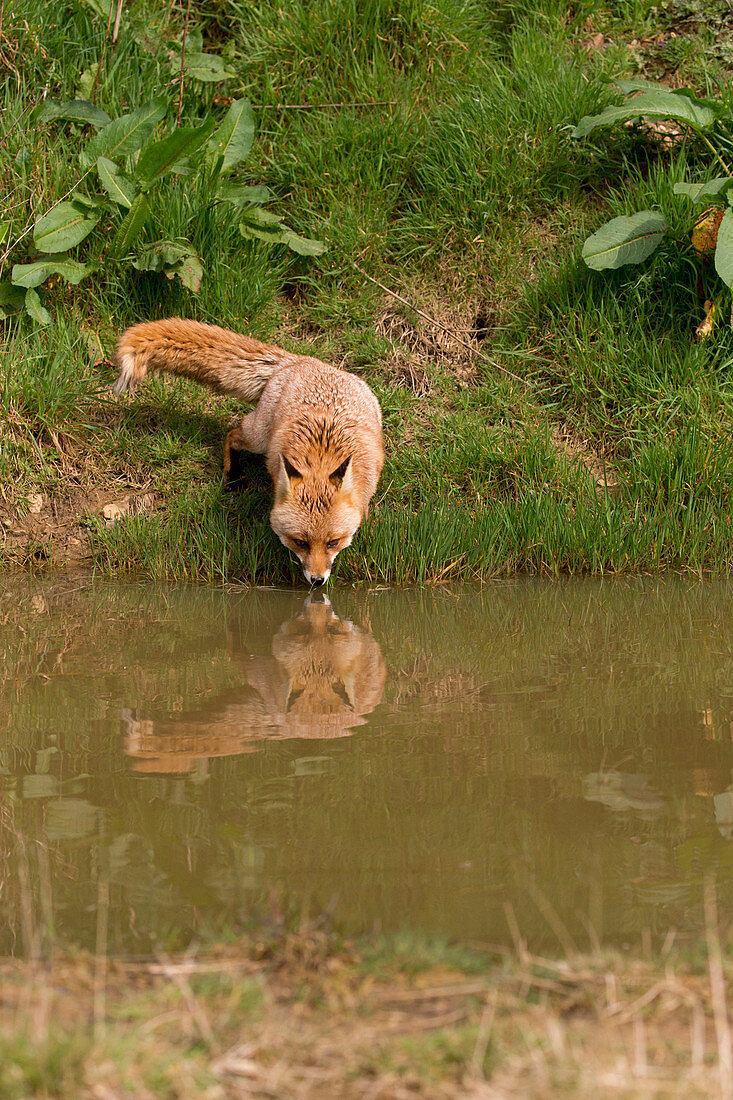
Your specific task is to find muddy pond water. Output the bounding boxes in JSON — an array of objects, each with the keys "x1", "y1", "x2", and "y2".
[{"x1": 2, "y1": 576, "x2": 733, "y2": 956}]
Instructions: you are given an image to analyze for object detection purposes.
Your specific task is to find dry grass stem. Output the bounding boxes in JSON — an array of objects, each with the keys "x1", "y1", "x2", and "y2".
[{"x1": 704, "y1": 874, "x2": 733, "y2": 1098}]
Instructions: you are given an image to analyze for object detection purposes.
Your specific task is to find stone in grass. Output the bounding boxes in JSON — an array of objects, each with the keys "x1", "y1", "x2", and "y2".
[{"x1": 101, "y1": 494, "x2": 154, "y2": 526}]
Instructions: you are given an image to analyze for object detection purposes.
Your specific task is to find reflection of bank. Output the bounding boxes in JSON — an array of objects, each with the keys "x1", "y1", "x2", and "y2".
[{"x1": 123, "y1": 594, "x2": 386, "y2": 774}]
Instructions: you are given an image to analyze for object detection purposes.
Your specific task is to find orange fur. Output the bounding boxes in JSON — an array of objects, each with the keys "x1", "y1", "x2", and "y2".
[{"x1": 114, "y1": 318, "x2": 384, "y2": 583}]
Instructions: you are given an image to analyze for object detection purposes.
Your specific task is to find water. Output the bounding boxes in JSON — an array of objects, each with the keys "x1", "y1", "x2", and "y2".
[{"x1": 2, "y1": 576, "x2": 733, "y2": 956}]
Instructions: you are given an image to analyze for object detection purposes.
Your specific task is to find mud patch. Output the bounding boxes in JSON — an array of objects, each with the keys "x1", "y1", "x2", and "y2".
[
  {"x1": 393, "y1": 358, "x2": 431, "y2": 395},
  {"x1": 374, "y1": 289, "x2": 491, "y2": 389},
  {"x1": 0, "y1": 487, "x2": 156, "y2": 567},
  {"x1": 375, "y1": 314, "x2": 494, "y2": 396}
]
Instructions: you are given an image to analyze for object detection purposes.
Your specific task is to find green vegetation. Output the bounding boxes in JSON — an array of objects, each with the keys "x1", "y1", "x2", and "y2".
[
  {"x1": 3, "y1": 0, "x2": 733, "y2": 582},
  {"x1": 2, "y1": 93, "x2": 324, "y2": 325},
  {"x1": 1, "y1": 933, "x2": 731, "y2": 1097},
  {"x1": 574, "y1": 79, "x2": 733, "y2": 308}
]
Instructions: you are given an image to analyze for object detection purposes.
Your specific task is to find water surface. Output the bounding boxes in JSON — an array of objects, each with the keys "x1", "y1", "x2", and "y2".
[{"x1": 2, "y1": 576, "x2": 733, "y2": 955}]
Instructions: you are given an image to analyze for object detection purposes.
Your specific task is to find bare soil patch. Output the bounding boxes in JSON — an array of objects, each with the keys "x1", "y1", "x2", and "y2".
[
  {"x1": 374, "y1": 283, "x2": 491, "y2": 390},
  {"x1": 0, "y1": 481, "x2": 156, "y2": 567},
  {"x1": 551, "y1": 423, "x2": 620, "y2": 495}
]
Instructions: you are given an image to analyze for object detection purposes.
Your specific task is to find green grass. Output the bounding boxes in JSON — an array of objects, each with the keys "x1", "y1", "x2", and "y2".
[{"x1": 3, "y1": 0, "x2": 733, "y2": 581}]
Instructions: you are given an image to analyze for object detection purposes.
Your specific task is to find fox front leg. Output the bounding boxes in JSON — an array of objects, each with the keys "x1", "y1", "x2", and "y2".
[{"x1": 223, "y1": 412, "x2": 267, "y2": 489}]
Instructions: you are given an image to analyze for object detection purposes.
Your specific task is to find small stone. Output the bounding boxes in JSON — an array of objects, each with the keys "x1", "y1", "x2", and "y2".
[
  {"x1": 27, "y1": 494, "x2": 43, "y2": 514},
  {"x1": 102, "y1": 499, "x2": 131, "y2": 526}
]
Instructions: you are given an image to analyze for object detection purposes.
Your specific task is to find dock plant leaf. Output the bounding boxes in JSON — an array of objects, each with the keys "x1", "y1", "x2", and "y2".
[
  {"x1": 135, "y1": 119, "x2": 216, "y2": 183},
  {"x1": 109, "y1": 193, "x2": 150, "y2": 258},
  {"x1": 674, "y1": 178, "x2": 733, "y2": 204},
  {"x1": 207, "y1": 99, "x2": 255, "y2": 172},
  {"x1": 573, "y1": 90, "x2": 715, "y2": 138},
  {"x1": 582, "y1": 211, "x2": 668, "y2": 270},
  {"x1": 83, "y1": 100, "x2": 166, "y2": 165},
  {"x1": 11, "y1": 258, "x2": 93, "y2": 287},
  {"x1": 97, "y1": 157, "x2": 137, "y2": 208},
  {"x1": 33, "y1": 200, "x2": 99, "y2": 253},
  {"x1": 25, "y1": 288, "x2": 52, "y2": 325},
  {"x1": 35, "y1": 99, "x2": 111, "y2": 128},
  {"x1": 714, "y1": 209, "x2": 733, "y2": 288}
]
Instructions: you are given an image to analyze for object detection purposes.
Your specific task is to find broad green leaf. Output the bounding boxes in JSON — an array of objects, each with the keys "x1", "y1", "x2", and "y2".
[
  {"x1": 582, "y1": 211, "x2": 668, "y2": 270},
  {"x1": 25, "y1": 288, "x2": 52, "y2": 326},
  {"x1": 109, "y1": 192, "x2": 150, "y2": 258},
  {"x1": 614, "y1": 78, "x2": 669, "y2": 94},
  {"x1": 69, "y1": 190, "x2": 105, "y2": 211},
  {"x1": 97, "y1": 156, "x2": 137, "y2": 207},
  {"x1": 0, "y1": 281, "x2": 26, "y2": 316},
  {"x1": 239, "y1": 224, "x2": 283, "y2": 244},
  {"x1": 76, "y1": 64, "x2": 99, "y2": 101},
  {"x1": 83, "y1": 100, "x2": 166, "y2": 166},
  {"x1": 11, "y1": 258, "x2": 93, "y2": 288},
  {"x1": 170, "y1": 253, "x2": 203, "y2": 293},
  {"x1": 135, "y1": 119, "x2": 216, "y2": 183},
  {"x1": 218, "y1": 183, "x2": 272, "y2": 205},
  {"x1": 241, "y1": 206, "x2": 283, "y2": 229},
  {"x1": 207, "y1": 99, "x2": 255, "y2": 172},
  {"x1": 613, "y1": 80, "x2": 722, "y2": 114},
  {"x1": 78, "y1": 0, "x2": 113, "y2": 18},
  {"x1": 14, "y1": 147, "x2": 31, "y2": 171},
  {"x1": 33, "y1": 200, "x2": 99, "y2": 252},
  {"x1": 238, "y1": 209, "x2": 326, "y2": 254},
  {"x1": 667, "y1": 87, "x2": 728, "y2": 117},
  {"x1": 177, "y1": 51, "x2": 235, "y2": 82},
  {"x1": 187, "y1": 28, "x2": 204, "y2": 52},
  {"x1": 21, "y1": 773, "x2": 58, "y2": 798},
  {"x1": 132, "y1": 239, "x2": 204, "y2": 293},
  {"x1": 281, "y1": 229, "x2": 327, "y2": 256},
  {"x1": 35, "y1": 98, "x2": 111, "y2": 128},
  {"x1": 573, "y1": 91, "x2": 715, "y2": 138},
  {"x1": 714, "y1": 209, "x2": 733, "y2": 288},
  {"x1": 674, "y1": 177, "x2": 733, "y2": 203},
  {"x1": 132, "y1": 238, "x2": 195, "y2": 269}
]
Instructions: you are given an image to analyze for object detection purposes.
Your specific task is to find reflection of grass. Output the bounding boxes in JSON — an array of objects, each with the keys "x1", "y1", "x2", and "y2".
[
  {"x1": 1, "y1": 931, "x2": 731, "y2": 1098},
  {"x1": 3, "y1": 1, "x2": 733, "y2": 578}
]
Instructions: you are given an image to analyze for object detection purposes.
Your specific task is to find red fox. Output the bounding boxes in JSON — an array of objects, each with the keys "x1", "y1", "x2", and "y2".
[{"x1": 113, "y1": 318, "x2": 384, "y2": 585}]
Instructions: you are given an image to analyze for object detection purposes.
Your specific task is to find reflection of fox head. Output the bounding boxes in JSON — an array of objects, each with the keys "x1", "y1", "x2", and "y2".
[{"x1": 270, "y1": 454, "x2": 363, "y2": 586}]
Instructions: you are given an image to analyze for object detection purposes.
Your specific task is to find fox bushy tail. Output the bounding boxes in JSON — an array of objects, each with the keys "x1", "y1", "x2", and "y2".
[{"x1": 113, "y1": 318, "x2": 302, "y2": 402}]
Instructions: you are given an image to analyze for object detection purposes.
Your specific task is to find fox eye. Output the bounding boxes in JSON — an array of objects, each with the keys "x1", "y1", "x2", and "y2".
[
  {"x1": 293, "y1": 538, "x2": 309, "y2": 550},
  {"x1": 326, "y1": 539, "x2": 340, "y2": 550}
]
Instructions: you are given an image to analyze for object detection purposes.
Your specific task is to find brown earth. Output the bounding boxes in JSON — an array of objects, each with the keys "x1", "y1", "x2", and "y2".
[{"x1": 0, "y1": 484, "x2": 156, "y2": 567}]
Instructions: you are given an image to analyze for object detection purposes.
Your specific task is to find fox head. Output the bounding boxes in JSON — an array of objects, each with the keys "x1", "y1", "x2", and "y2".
[{"x1": 270, "y1": 454, "x2": 362, "y2": 586}]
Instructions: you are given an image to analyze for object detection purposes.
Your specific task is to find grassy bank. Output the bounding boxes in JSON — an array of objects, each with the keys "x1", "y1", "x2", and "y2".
[
  {"x1": 3, "y1": 0, "x2": 733, "y2": 581},
  {"x1": 3, "y1": 928, "x2": 732, "y2": 1098}
]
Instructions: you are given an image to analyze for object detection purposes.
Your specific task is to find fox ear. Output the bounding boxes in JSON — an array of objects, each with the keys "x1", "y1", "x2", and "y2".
[
  {"x1": 277, "y1": 454, "x2": 303, "y2": 497},
  {"x1": 329, "y1": 455, "x2": 353, "y2": 492}
]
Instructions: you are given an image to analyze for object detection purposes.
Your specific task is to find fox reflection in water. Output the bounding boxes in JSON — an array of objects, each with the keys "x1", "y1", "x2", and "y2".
[{"x1": 123, "y1": 594, "x2": 387, "y2": 773}]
